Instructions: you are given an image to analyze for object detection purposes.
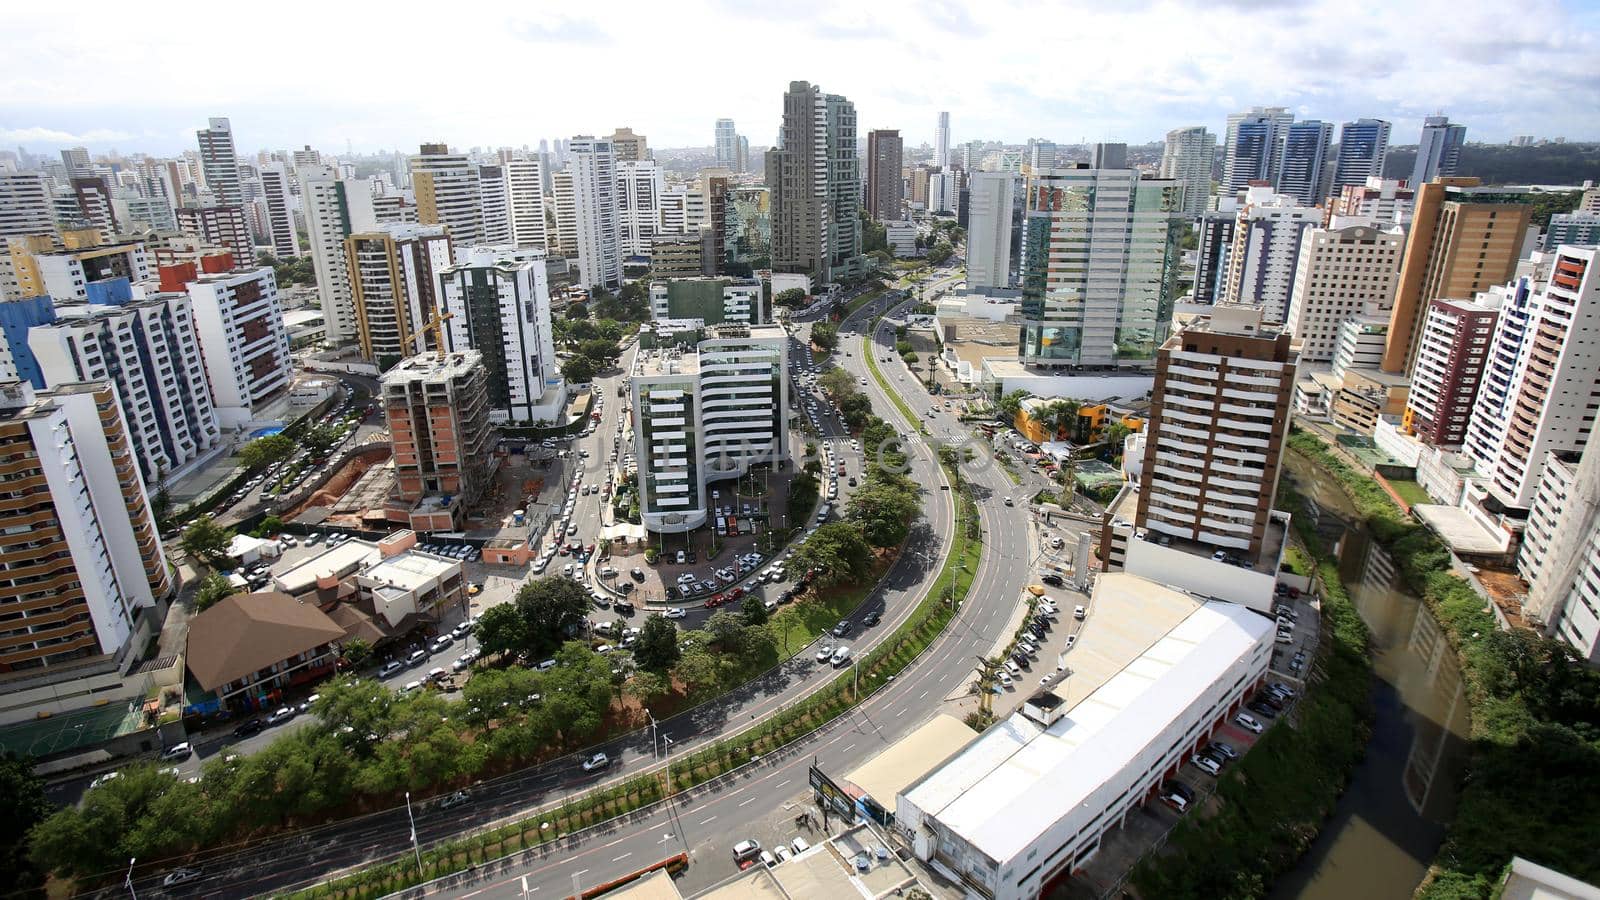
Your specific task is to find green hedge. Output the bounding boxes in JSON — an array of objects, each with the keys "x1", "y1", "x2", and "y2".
[
  {"x1": 1131, "y1": 476, "x2": 1374, "y2": 900},
  {"x1": 1285, "y1": 430, "x2": 1600, "y2": 898}
]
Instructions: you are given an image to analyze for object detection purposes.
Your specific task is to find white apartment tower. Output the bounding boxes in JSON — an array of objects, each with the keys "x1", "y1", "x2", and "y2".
[
  {"x1": 617, "y1": 160, "x2": 665, "y2": 259},
  {"x1": 0, "y1": 172, "x2": 55, "y2": 300},
  {"x1": 1222, "y1": 185, "x2": 1324, "y2": 324},
  {"x1": 478, "y1": 164, "x2": 513, "y2": 246},
  {"x1": 196, "y1": 117, "x2": 242, "y2": 206},
  {"x1": 935, "y1": 111, "x2": 950, "y2": 169},
  {"x1": 1520, "y1": 445, "x2": 1600, "y2": 662},
  {"x1": 437, "y1": 246, "x2": 566, "y2": 424},
  {"x1": 566, "y1": 137, "x2": 622, "y2": 290},
  {"x1": 551, "y1": 170, "x2": 577, "y2": 256},
  {"x1": 300, "y1": 165, "x2": 377, "y2": 346},
  {"x1": 411, "y1": 143, "x2": 483, "y2": 246},
  {"x1": 965, "y1": 172, "x2": 1016, "y2": 291},
  {"x1": 505, "y1": 157, "x2": 547, "y2": 248},
  {"x1": 1283, "y1": 222, "x2": 1405, "y2": 362},
  {"x1": 177, "y1": 258, "x2": 294, "y2": 426},
  {"x1": 1159, "y1": 126, "x2": 1217, "y2": 217},
  {"x1": 631, "y1": 325, "x2": 788, "y2": 533},
  {"x1": 258, "y1": 162, "x2": 301, "y2": 258}
]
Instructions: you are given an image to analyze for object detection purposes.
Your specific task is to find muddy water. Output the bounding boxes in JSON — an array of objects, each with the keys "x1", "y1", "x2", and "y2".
[{"x1": 1269, "y1": 455, "x2": 1471, "y2": 900}]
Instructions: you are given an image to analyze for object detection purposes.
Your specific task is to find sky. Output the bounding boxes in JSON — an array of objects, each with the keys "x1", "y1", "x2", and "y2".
[{"x1": 3, "y1": 0, "x2": 1598, "y2": 157}]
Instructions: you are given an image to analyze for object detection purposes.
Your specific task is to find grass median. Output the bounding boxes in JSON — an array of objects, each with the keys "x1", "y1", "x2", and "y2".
[{"x1": 863, "y1": 333, "x2": 924, "y2": 433}]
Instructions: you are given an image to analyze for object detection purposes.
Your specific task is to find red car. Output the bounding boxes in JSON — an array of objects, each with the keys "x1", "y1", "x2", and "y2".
[
  {"x1": 730, "y1": 587, "x2": 745, "y2": 600},
  {"x1": 705, "y1": 595, "x2": 724, "y2": 608},
  {"x1": 557, "y1": 545, "x2": 571, "y2": 556}
]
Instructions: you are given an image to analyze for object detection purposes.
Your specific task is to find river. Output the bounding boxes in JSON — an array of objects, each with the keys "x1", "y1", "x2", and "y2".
[{"x1": 1269, "y1": 454, "x2": 1472, "y2": 900}]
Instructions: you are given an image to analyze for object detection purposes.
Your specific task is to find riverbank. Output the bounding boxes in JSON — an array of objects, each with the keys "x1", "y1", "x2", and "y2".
[{"x1": 1284, "y1": 431, "x2": 1600, "y2": 898}]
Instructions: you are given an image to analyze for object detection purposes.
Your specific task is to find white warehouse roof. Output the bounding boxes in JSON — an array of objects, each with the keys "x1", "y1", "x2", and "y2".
[{"x1": 900, "y1": 587, "x2": 1271, "y2": 865}]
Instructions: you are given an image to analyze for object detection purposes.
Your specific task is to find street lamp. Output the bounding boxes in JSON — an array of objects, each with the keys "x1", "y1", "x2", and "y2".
[
  {"x1": 405, "y1": 792, "x2": 423, "y2": 877},
  {"x1": 125, "y1": 858, "x2": 137, "y2": 900}
]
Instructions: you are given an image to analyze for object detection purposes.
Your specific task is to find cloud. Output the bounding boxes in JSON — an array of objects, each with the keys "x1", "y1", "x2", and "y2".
[
  {"x1": 0, "y1": 126, "x2": 135, "y2": 145},
  {"x1": 507, "y1": 15, "x2": 608, "y2": 44}
]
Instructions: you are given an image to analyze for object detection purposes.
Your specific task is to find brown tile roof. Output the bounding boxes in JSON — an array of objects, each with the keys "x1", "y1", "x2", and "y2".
[{"x1": 185, "y1": 591, "x2": 346, "y2": 692}]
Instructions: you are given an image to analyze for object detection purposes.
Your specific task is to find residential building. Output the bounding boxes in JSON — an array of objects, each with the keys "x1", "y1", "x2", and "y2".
[
  {"x1": 382, "y1": 351, "x2": 495, "y2": 531},
  {"x1": 767, "y1": 81, "x2": 865, "y2": 285},
  {"x1": 908, "y1": 166, "x2": 931, "y2": 208},
  {"x1": 649, "y1": 235, "x2": 711, "y2": 278},
  {"x1": 1283, "y1": 222, "x2": 1405, "y2": 362},
  {"x1": 410, "y1": 143, "x2": 483, "y2": 247},
  {"x1": 184, "y1": 592, "x2": 345, "y2": 714},
  {"x1": 896, "y1": 576, "x2": 1271, "y2": 900},
  {"x1": 1028, "y1": 139, "x2": 1058, "y2": 171},
  {"x1": 885, "y1": 221, "x2": 917, "y2": 257},
  {"x1": 1220, "y1": 185, "x2": 1322, "y2": 324},
  {"x1": 60, "y1": 146, "x2": 92, "y2": 178},
  {"x1": 1404, "y1": 297, "x2": 1499, "y2": 448},
  {"x1": 345, "y1": 224, "x2": 452, "y2": 368},
  {"x1": 176, "y1": 203, "x2": 253, "y2": 258},
  {"x1": 617, "y1": 160, "x2": 664, "y2": 259},
  {"x1": 630, "y1": 325, "x2": 788, "y2": 534},
  {"x1": 69, "y1": 176, "x2": 118, "y2": 233},
  {"x1": 966, "y1": 172, "x2": 1016, "y2": 290},
  {"x1": 300, "y1": 165, "x2": 377, "y2": 347},
  {"x1": 1192, "y1": 206, "x2": 1238, "y2": 305},
  {"x1": 0, "y1": 174, "x2": 56, "y2": 300},
  {"x1": 1222, "y1": 106, "x2": 1293, "y2": 195},
  {"x1": 122, "y1": 195, "x2": 177, "y2": 233},
  {"x1": 0, "y1": 381, "x2": 171, "y2": 713},
  {"x1": 550, "y1": 170, "x2": 577, "y2": 256},
  {"x1": 1135, "y1": 305, "x2": 1296, "y2": 559},
  {"x1": 505, "y1": 156, "x2": 546, "y2": 248},
  {"x1": 935, "y1": 111, "x2": 950, "y2": 169},
  {"x1": 1159, "y1": 126, "x2": 1216, "y2": 217},
  {"x1": 1466, "y1": 248, "x2": 1600, "y2": 509},
  {"x1": 1520, "y1": 445, "x2": 1600, "y2": 662},
  {"x1": 437, "y1": 246, "x2": 565, "y2": 424},
  {"x1": 608, "y1": 127, "x2": 648, "y2": 163},
  {"x1": 1275, "y1": 120, "x2": 1334, "y2": 207},
  {"x1": 703, "y1": 172, "x2": 730, "y2": 275},
  {"x1": 169, "y1": 254, "x2": 293, "y2": 425},
  {"x1": 1016, "y1": 157, "x2": 1183, "y2": 368},
  {"x1": 10, "y1": 235, "x2": 150, "y2": 304},
  {"x1": 566, "y1": 136, "x2": 622, "y2": 290},
  {"x1": 1328, "y1": 177, "x2": 1414, "y2": 227},
  {"x1": 928, "y1": 170, "x2": 959, "y2": 216},
  {"x1": 372, "y1": 195, "x2": 417, "y2": 225},
  {"x1": 478, "y1": 164, "x2": 512, "y2": 246},
  {"x1": 1412, "y1": 116, "x2": 1467, "y2": 188},
  {"x1": 1544, "y1": 212, "x2": 1600, "y2": 250},
  {"x1": 258, "y1": 163, "x2": 300, "y2": 257},
  {"x1": 649, "y1": 278, "x2": 764, "y2": 325},
  {"x1": 355, "y1": 549, "x2": 466, "y2": 629},
  {"x1": 866, "y1": 129, "x2": 904, "y2": 222},
  {"x1": 1332, "y1": 316, "x2": 1391, "y2": 375},
  {"x1": 28, "y1": 293, "x2": 220, "y2": 483},
  {"x1": 1330, "y1": 119, "x2": 1392, "y2": 194},
  {"x1": 196, "y1": 117, "x2": 242, "y2": 206},
  {"x1": 715, "y1": 119, "x2": 743, "y2": 172},
  {"x1": 1381, "y1": 178, "x2": 1533, "y2": 375}
]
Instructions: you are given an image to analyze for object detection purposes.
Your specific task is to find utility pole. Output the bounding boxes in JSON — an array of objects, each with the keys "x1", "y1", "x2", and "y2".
[
  {"x1": 125, "y1": 858, "x2": 137, "y2": 900},
  {"x1": 405, "y1": 792, "x2": 423, "y2": 878}
]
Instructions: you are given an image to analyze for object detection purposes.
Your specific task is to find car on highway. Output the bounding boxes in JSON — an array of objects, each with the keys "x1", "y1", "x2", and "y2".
[
  {"x1": 162, "y1": 867, "x2": 203, "y2": 887},
  {"x1": 832, "y1": 620, "x2": 852, "y2": 637},
  {"x1": 863, "y1": 610, "x2": 881, "y2": 627},
  {"x1": 581, "y1": 752, "x2": 611, "y2": 772},
  {"x1": 816, "y1": 645, "x2": 836, "y2": 664},
  {"x1": 831, "y1": 646, "x2": 853, "y2": 667},
  {"x1": 266, "y1": 706, "x2": 296, "y2": 726},
  {"x1": 1234, "y1": 711, "x2": 1264, "y2": 733},
  {"x1": 438, "y1": 789, "x2": 471, "y2": 810}
]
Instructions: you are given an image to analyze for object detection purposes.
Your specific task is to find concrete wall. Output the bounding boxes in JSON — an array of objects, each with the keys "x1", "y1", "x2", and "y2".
[{"x1": 1124, "y1": 540, "x2": 1277, "y2": 613}]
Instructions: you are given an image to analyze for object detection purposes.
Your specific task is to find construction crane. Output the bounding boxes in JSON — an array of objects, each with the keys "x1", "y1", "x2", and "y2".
[{"x1": 412, "y1": 310, "x2": 455, "y2": 360}]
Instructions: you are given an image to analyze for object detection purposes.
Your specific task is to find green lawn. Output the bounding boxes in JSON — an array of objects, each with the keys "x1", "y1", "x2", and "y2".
[
  {"x1": 842, "y1": 285, "x2": 888, "y2": 318},
  {"x1": 864, "y1": 334, "x2": 925, "y2": 432},
  {"x1": 1387, "y1": 478, "x2": 1432, "y2": 507}
]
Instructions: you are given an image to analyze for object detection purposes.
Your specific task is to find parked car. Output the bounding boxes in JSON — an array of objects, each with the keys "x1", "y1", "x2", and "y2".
[
  {"x1": 816, "y1": 645, "x2": 835, "y2": 664},
  {"x1": 1234, "y1": 712, "x2": 1264, "y2": 733},
  {"x1": 160, "y1": 742, "x2": 192, "y2": 762},
  {"x1": 664, "y1": 607, "x2": 686, "y2": 619},
  {"x1": 266, "y1": 706, "x2": 296, "y2": 726},
  {"x1": 1206, "y1": 741, "x2": 1238, "y2": 761},
  {"x1": 233, "y1": 719, "x2": 265, "y2": 738},
  {"x1": 406, "y1": 649, "x2": 428, "y2": 667},
  {"x1": 1192, "y1": 753, "x2": 1222, "y2": 776},
  {"x1": 378, "y1": 660, "x2": 404, "y2": 679}
]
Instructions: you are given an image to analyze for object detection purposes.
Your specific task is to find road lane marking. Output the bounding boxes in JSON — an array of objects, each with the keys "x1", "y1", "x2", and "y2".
[
  {"x1": 739, "y1": 796, "x2": 757, "y2": 807},
  {"x1": 843, "y1": 743, "x2": 856, "y2": 752},
  {"x1": 612, "y1": 853, "x2": 631, "y2": 862},
  {"x1": 775, "y1": 779, "x2": 791, "y2": 789},
  {"x1": 699, "y1": 815, "x2": 717, "y2": 825},
  {"x1": 573, "y1": 869, "x2": 588, "y2": 877}
]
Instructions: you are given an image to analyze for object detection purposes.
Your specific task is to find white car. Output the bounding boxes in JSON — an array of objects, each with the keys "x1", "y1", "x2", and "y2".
[
  {"x1": 1234, "y1": 712, "x2": 1264, "y2": 734},
  {"x1": 1192, "y1": 754, "x2": 1222, "y2": 776},
  {"x1": 581, "y1": 752, "x2": 610, "y2": 772},
  {"x1": 664, "y1": 607, "x2": 686, "y2": 619}
]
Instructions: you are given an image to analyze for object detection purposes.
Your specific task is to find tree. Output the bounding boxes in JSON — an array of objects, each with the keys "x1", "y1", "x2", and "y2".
[
  {"x1": 576, "y1": 337, "x2": 620, "y2": 364},
  {"x1": 302, "y1": 423, "x2": 341, "y2": 458},
  {"x1": 672, "y1": 644, "x2": 723, "y2": 696},
  {"x1": 474, "y1": 602, "x2": 530, "y2": 659},
  {"x1": 193, "y1": 572, "x2": 235, "y2": 611},
  {"x1": 181, "y1": 516, "x2": 234, "y2": 568},
  {"x1": 819, "y1": 367, "x2": 855, "y2": 398},
  {"x1": 847, "y1": 480, "x2": 922, "y2": 547},
  {"x1": 0, "y1": 752, "x2": 50, "y2": 894},
  {"x1": 704, "y1": 612, "x2": 746, "y2": 653},
  {"x1": 341, "y1": 637, "x2": 372, "y2": 668},
  {"x1": 561, "y1": 355, "x2": 598, "y2": 384},
  {"x1": 792, "y1": 522, "x2": 874, "y2": 587},
  {"x1": 239, "y1": 433, "x2": 295, "y2": 470},
  {"x1": 626, "y1": 669, "x2": 669, "y2": 703},
  {"x1": 927, "y1": 242, "x2": 953, "y2": 266},
  {"x1": 774, "y1": 287, "x2": 808, "y2": 308},
  {"x1": 998, "y1": 389, "x2": 1031, "y2": 420},
  {"x1": 634, "y1": 614, "x2": 681, "y2": 672},
  {"x1": 566, "y1": 301, "x2": 589, "y2": 320},
  {"x1": 741, "y1": 594, "x2": 769, "y2": 626},
  {"x1": 810, "y1": 321, "x2": 839, "y2": 351},
  {"x1": 515, "y1": 577, "x2": 592, "y2": 658}
]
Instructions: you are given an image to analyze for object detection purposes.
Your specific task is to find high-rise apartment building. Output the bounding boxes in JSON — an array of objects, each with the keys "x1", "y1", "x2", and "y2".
[
  {"x1": 567, "y1": 136, "x2": 622, "y2": 290},
  {"x1": 1136, "y1": 305, "x2": 1296, "y2": 558},
  {"x1": 1331, "y1": 119, "x2": 1392, "y2": 194},
  {"x1": 766, "y1": 81, "x2": 864, "y2": 285},
  {"x1": 1543, "y1": 212, "x2": 1600, "y2": 250},
  {"x1": 715, "y1": 119, "x2": 741, "y2": 172},
  {"x1": 505, "y1": 157, "x2": 546, "y2": 248},
  {"x1": 928, "y1": 170, "x2": 958, "y2": 215},
  {"x1": 411, "y1": 143, "x2": 483, "y2": 246},
  {"x1": 617, "y1": 160, "x2": 664, "y2": 259},
  {"x1": 1412, "y1": 116, "x2": 1467, "y2": 188},
  {"x1": 1017, "y1": 157, "x2": 1183, "y2": 367},
  {"x1": 966, "y1": 172, "x2": 1017, "y2": 291},
  {"x1": 1403, "y1": 296, "x2": 1499, "y2": 448},
  {"x1": 1276, "y1": 120, "x2": 1334, "y2": 207},
  {"x1": 1520, "y1": 444, "x2": 1600, "y2": 661},
  {"x1": 550, "y1": 170, "x2": 577, "y2": 257},
  {"x1": 0, "y1": 381, "x2": 170, "y2": 691},
  {"x1": 1222, "y1": 107, "x2": 1293, "y2": 195},
  {"x1": 1283, "y1": 222, "x2": 1404, "y2": 362},
  {"x1": 703, "y1": 172, "x2": 730, "y2": 275},
  {"x1": 1193, "y1": 206, "x2": 1238, "y2": 305},
  {"x1": 1, "y1": 172, "x2": 57, "y2": 301},
  {"x1": 69, "y1": 177, "x2": 118, "y2": 233},
  {"x1": 866, "y1": 129, "x2": 904, "y2": 222},
  {"x1": 300, "y1": 165, "x2": 377, "y2": 346},
  {"x1": 345, "y1": 223, "x2": 452, "y2": 368},
  {"x1": 196, "y1": 117, "x2": 242, "y2": 206},
  {"x1": 29, "y1": 292, "x2": 220, "y2": 483},
  {"x1": 630, "y1": 325, "x2": 788, "y2": 533},
  {"x1": 176, "y1": 203, "x2": 253, "y2": 258},
  {"x1": 478, "y1": 165, "x2": 512, "y2": 246},
  {"x1": 1381, "y1": 178, "x2": 1533, "y2": 375},
  {"x1": 1159, "y1": 126, "x2": 1216, "y2": 216},
  {"x1": 60, "y1": 146, "x2": 92, "y2": 178},
  {"x1": 609, "y1": 128, "x2": 648, "y2": 163},
  {"x1": 935, "y1": 111, "x2": 950, "y2": 169},
  {"x1": 1028, "y1": 139, "x2": 1058, "y2": 171},
  {"x1": 437, "y1": 246, "x2": 564, "y2": 424},
  {"x1": 11, "y1": 236, "x2": 150, "y2": 304},
  {"x1": 382, "y1": 351, "x2": 494, "y2": 531},
  {"x1": 1328, "y1": 177, "x2": 1414, "y2": 227},
  {"x1": 167, "y1": 255, "x2": 293, "y2": 426},
  {"x1": 1221, "y1": 185, "x2": 1323, "y2": 324},
  {"x1": 649, "y1": 278, "x2": 765, "y2": 325},
  {"x1": 258, "y1": 163, "x2": 300, "y2": 258},
  {"x1": 1466, "y1": 248, "x2": 1600, "y2": 509}
]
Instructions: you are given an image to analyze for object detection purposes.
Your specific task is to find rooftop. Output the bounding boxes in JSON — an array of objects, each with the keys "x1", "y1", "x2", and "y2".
[
  {"x1": 845, "y1": 713, "x2": 977, "y2": 806},
  {"x1": 381, "y1": 350, "x2": 484, "y2": 385},
  {"x1": 185, "y1": 592, "x2": 346, "y2": 692},
  {"x1": 273, "y1": 539, "x2": 382, "y2": 596},
  {"x1": 363, "y1": 550, "x2": 458, "y2": 591}
]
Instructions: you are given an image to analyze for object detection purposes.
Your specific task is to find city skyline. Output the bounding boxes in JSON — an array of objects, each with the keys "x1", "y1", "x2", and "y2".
[{"x1": 4, "y1": 0, "x2": 1598, "y2": 154}]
